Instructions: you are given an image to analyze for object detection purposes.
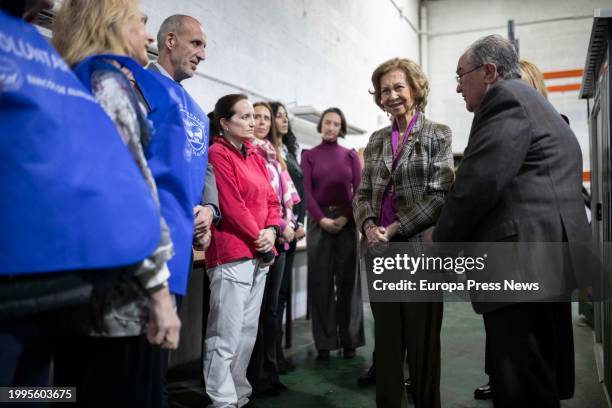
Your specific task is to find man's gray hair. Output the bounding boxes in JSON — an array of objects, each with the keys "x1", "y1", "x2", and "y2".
[
  {"x1": 465, "y1": 34, "x2": 520, "y2": 80},
  {"x1": 157, "y1": 14, "x2": 196, "y2": 50}
]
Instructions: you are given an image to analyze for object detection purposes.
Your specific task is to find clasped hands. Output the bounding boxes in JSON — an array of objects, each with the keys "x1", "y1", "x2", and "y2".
[
  {"x1": 365, "y1": 220, "x2": 399, "y2": 249},
  {"x1": 255, "y1": 228, "x2": 276, "y2": 267},
  {"x1": 277, "y1": 220, "x2": 295, "y2": 245},
  {"x1": 319, "y1": 216, "x2": 349, "y2": 234},
  {"x1": 365, "y1": 220, "x2": 435, "y2": 250}
]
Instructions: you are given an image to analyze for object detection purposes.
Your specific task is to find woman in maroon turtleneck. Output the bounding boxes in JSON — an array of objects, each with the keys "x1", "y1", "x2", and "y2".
[{"x1": 301, "y1": 107, "x2": 365, "y2": 359}]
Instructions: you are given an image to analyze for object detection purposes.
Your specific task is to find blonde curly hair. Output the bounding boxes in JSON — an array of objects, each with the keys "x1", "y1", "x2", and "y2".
[{"x1": 370, "y1": 58, "x2": 429, "y2": 112}]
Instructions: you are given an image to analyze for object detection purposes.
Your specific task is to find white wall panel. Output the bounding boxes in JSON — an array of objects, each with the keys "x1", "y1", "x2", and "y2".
[
  {"x1": 142, "y1": 0, "x2": 421, "y2": 146},
  {"x1": 424, "y1": 0, "x2": 611, "y2": 172}
]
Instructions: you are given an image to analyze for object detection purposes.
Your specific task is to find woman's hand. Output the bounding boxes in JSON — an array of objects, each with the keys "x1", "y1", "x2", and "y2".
[
  {"x1": 334, "y1": 216, "x2": 348, "y2": 229},
  {"x1": 147, "y1": 285, "x2": 181, "y2": 350},
  {"x1": 365, "y1": 222, "x2": 388, "y2": 245},
  {"x1": 282, "y1": 225, "x2": 296, "y2": 242},
  {"x1": 295, "y1": 225, "x2": 306, "y2": 241},
  {"x1": 320, "y1": 217, "x2": 341, "y2": 234},
  {"x1": 383, "y1": 221, "x2": 400, "y2": 242},
  {"x1": 255, "y1": 228, "x2": 276, "y2": 253}
]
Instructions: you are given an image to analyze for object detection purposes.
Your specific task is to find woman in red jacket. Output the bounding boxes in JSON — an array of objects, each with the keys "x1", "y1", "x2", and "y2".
[{"x1": 203, "y1": 94, "x2": 281, "y2": 408}]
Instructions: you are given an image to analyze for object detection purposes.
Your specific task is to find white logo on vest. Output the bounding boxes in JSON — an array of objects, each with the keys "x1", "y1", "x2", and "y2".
[
  {"x1": 181, "y1": 107, "x2": 207, "y2": 162},
  {"x1": 0, "y1": 57, "x2": 23, "y2": 92}
]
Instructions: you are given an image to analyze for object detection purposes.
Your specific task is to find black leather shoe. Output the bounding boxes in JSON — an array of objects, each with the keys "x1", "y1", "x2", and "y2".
[
  {"x1": 474, "y1": 382, "x2": 493, "y2": 400},
  {"x1": 344, "y1": 348, "x2": 356, "y2": 359},
  {"x1": 317, "y1": 349, "x2": 330, "y2": 360},
  {"x1": 357, "y1": 364, "x2": 376, "y2": 387},
  {"x1": 404, "y1": 378, "x2": 413, "y2": 393}
]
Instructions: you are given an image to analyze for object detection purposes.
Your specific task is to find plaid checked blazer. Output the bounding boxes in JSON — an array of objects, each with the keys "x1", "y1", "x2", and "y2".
[{"x1": 353, "y1": 114, "x2": 454, "y2": 241}]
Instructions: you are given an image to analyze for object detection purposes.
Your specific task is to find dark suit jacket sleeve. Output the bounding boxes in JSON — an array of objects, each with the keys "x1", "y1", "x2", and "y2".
[
  {"x1": 201, "y1": 163, "x2": 221, "y2": 223},
  {"x1": 433, "y1": 84, "x2": 531, "y2": 242}
]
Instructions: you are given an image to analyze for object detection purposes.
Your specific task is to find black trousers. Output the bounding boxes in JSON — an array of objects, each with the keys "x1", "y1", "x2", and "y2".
[
  {"x1": 275, "y1": 241, "x2": 295, "y2": 363},
  {"x1": 483, "y1": 302, "x2": 574, "y2": 408},
  {"x1": 371, "y1": 301, "x2": 442, "y2": 408},
  {"x1": 0, "y1": 316, "x2": 52, "y2": 388},
  {"x1": 247, "y1": 253, "x2": 286, "y2": 390},
  {"x1": 53, "y1": 333, "x2": 164, "y2": 407}
]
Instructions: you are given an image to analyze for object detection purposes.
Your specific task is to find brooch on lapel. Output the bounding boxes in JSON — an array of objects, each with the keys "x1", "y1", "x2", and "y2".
[{"x1": 413, "y1": 132, "x2": 422, "y2": 153}]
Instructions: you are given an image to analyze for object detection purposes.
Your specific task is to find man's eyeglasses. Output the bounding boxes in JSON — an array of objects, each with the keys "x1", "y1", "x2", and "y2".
[{"x1": 456, "y1": 65, "x2": 484, "y2": 84}]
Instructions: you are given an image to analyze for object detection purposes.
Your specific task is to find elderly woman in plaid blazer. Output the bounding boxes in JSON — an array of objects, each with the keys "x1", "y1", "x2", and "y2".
[{"x1": 353, "y1": 58, "x2": 454, "y2": 408}]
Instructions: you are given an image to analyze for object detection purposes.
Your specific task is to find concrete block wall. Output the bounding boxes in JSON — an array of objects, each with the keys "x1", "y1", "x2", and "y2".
[
  {"x1": 142, "y1": 0, "x2": 421, "y2": 137},
  {"x1": 424, "y1": 0, "x2": 611, "y2": 172}
]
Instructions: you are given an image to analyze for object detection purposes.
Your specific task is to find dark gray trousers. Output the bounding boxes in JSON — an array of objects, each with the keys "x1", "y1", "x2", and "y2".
[{"x1": 307, "y1": 212, "x2": 365, "y2": 351}]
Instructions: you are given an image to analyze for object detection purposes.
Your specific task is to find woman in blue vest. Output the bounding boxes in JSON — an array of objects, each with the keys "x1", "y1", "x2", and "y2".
[
  {"x1": 51, "y1": 0, "x2": 180, "y2": 404},
  {"x1": 0, "y1": 0, "x2": 168, "y2": 390}
]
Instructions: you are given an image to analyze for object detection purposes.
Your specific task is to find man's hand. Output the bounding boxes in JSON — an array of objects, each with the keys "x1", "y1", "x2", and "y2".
[
  {"x1": 320, "y1": 217, "x2": 341, "y2": 234},
  {"x1": 255, "y1": 228, "x2": 275, "y2": 253},
  {"x1": 146, "y1": 285, "x2": 181, "y2": 350},
  {"x1": 295, "y1": 225, "x2": 306, "y2": 241},
  {"x1": 203, "y1": 230, "x2": 212, "y2": 249},
  {"x1": 194, "y1": 230, "x2": 212, "y2": 251},
  {"x1": 194, "y1": 205, "x2": 214, "y2": 235}
]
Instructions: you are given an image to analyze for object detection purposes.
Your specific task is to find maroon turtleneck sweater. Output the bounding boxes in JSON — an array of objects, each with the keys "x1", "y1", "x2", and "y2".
[{"x1": 300, "y1": 140, "x2": 361, "y2": 222}]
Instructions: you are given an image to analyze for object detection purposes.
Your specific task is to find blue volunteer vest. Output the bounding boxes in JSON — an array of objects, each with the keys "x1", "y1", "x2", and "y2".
[
  {"x1": 149, "y1": 70, "x2": 209, "y2": 203},
  {"x1": 74, "y1": 55, "x2": 208, "y2": 296},
  {"x1": 0, "y1": 11, "x2": 161, "y2": 275}
]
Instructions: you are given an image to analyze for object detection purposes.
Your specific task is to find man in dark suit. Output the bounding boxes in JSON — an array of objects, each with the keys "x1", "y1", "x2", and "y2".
[{"x1": 431, "y1": 35, "x2": 590, "y2": 407}]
